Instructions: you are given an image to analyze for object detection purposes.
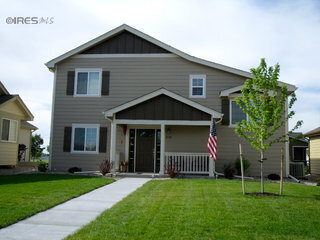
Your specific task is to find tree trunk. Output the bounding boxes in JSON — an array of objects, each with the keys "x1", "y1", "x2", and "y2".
[
  {"x1": 280, "y1": 148, "x2": 284, "y2": 195},
  {"x1": 239, "y1": 143, "x2": 245, "y2": 195},
  {"x1": 260, "y1": 150, "x2": 264, "y2": 193}
]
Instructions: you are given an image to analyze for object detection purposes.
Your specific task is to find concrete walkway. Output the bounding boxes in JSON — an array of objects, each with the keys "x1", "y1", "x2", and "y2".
[{"x1": 0, "y1": 178, "x2": 150, "y2": 240}]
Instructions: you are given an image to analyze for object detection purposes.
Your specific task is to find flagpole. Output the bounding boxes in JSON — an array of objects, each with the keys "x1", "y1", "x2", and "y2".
[{"x1": 239, "y1": 143, "x2": 245, "y2": 195}]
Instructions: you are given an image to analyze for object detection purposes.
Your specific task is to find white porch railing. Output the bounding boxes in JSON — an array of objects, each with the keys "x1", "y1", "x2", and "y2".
[{"x1": 165, "y1": 152, "x2": 210, "y2": 174}]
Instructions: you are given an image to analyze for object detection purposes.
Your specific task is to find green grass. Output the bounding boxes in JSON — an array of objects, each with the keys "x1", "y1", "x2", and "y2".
[
  {"x1": 67, "y1": 179, "x2": 320, "y2": 240},
  {"x1": 0, "y1": 174, "x2": 114, "y2": 228}
]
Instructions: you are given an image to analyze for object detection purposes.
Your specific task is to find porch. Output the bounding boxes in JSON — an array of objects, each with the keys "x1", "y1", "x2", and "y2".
[
  {"x1": 112, "y1": 125, "x2": 215, "y2": 176},
  {"x1": 104, "y1": 89, "x2": 222, "y2": 177}
]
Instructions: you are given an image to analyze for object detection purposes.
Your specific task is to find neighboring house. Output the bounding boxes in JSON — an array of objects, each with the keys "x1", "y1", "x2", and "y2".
[
  {"x1": 46, "y1": 24, "x2": 296, "y2": 176},
  {"x1": 289, "y1": 132, "x2": 308, "y2": 163},
  {"x1": 305, "y1": 127, "x2": 320, "y2": 175},
  {"x1": 288, "y1": 132, "x2": 308, "y2": 178},
  {"x1": 0, "y1": 82, "x2": 37, "y2": 165}
]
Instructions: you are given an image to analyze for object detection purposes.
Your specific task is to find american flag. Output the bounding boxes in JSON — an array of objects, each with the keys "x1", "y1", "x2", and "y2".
[{"x1": 207, "y1": 120, "x2": 217, "y2": 161}]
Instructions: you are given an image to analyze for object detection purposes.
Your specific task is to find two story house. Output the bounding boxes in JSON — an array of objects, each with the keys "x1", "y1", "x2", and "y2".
[
  {"x1": 46, "y1": 24, "x2": 296, "y2": 176},
  {"x1": 0, "y1": 81, "x2": 37, "y2": 165}
]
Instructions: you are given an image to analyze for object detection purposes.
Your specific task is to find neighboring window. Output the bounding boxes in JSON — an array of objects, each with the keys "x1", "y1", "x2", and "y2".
[
  {"x1": 190, "y1": 75, "x2": 206, "y2": 98},
  {"x1": 1, "y1": 119, "x2": 18, "y2": 142},
  {"x1": 72, "y1": 124, "x2": 99, "y2": 153},
  {"x1": 293, "y1": 147, "x2": 307, "y2": 161},
  {"x1": 75, "y1": 69, "x2": 101, "y2": 96},
  {"x1": 230, "y1": 100, "x2": 247, "y2": 125}
]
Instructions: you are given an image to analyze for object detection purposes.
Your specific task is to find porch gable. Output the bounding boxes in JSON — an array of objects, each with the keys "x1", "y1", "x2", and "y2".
[{"x1": 116, "y1": 94, "x2": 211, "y2": 121}]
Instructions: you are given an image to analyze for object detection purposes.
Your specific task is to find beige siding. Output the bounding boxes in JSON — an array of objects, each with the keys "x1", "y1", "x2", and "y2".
[
  {"x1": 1, "y1": 101, "x2": 25, "y2": 117},
  {"x1": 310, "y1": 137, "x2": 320, "y2": 175},
  {"x1": 51, "y1": 56, "x2": 286, "y2": 174},
  {"x1": 18, "y1": 128, "x2": 31, "y2": 161},
  {"x1": 216, "y1": 126, "x2": 285, "y2": 176},
  {"x1": 166, "y1": 126, "x2": 208, "y2": 153},
  {"x1": 165, "y1": 125, "x2": 285, "y2": 176},
  {"x1": 0, "y1": 111, "x2": 21, "y2": 165}
]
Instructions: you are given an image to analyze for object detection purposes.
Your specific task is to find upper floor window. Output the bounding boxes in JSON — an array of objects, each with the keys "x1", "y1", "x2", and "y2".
[
  {"x1": 230, "y1": 100, "x2": 247, "y2": 125},
  {"x1": 1, "y1": 118, "x2": 18, "y2": 142},
  {"x1": 189, "y1": 75, "x2": 206, "y2": 98},
  {"x1": 75, "y1": 69, "x2": 102, "y2": 96},
  {"x1": 72, "y1": 124, "x2": 99, "y2": 153}
]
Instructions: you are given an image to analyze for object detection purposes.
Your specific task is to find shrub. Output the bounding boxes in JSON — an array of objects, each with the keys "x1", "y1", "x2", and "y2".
[
  {"x1": 267, "y1": 173, "x2": 280, "y2": 180},
  {"x1": 235, "y1": 157, "x2": 251, "y2": 175},
  {"x1": 223, "y1": 163, "x2": 235, "y2": 179},
  {"x1": 317, "y1": 182, "x2": 320, "y2": 187},
  {"x1": 37, "y1": 161, "x2": 48, "y2": 172},
  {"x1": 68, "y1": 167, "x2": 82, "y2": 173},
  {"x1": 99, "y1": 159, "x2": 112, "y2": 176},
  {"x1": 166, "y1": 166, "x2": 179, "y2": 178}
]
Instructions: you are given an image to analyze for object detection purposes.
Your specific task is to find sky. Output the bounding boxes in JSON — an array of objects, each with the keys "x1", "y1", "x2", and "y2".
[{"x1": 0, "y1": 0, "x2": 319, "y2": 149}]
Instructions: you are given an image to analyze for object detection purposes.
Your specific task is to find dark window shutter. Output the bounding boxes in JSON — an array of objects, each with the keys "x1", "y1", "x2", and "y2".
[
  {"x1": 101, "y1": 71, "x2": 110, "y2": 96},
  {"x1": 63, "y1": 127, "x2": 72, "y2": 152},
  {"x1": 221, "y1": 98, "x2": 230, "y2": 125},
  {"x1": 66, "y1": 71, "x2": 75, "y2": 95},
  {"x1": 99, "y1": 127, "x2": 108, "y2": 153}
]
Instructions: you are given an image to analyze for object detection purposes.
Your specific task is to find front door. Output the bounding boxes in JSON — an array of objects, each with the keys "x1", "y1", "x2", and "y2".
[{"x1": 135, "y1": 129, "x2": 155, "y2": 172}]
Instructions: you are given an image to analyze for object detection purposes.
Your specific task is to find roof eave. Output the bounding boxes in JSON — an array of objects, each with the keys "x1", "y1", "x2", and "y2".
[{"x1": 45, "y1": 24, "x2": 251, "y2": 78}]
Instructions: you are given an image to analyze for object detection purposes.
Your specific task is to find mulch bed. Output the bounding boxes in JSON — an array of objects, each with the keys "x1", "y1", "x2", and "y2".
[{"x1": 246, "y1": 192, "x2": 280, "y2": 197}]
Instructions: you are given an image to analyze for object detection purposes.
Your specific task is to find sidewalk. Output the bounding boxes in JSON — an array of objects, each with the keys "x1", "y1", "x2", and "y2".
[{"x1": 0, "y1": 178, "x2": 150, "y2": 240}]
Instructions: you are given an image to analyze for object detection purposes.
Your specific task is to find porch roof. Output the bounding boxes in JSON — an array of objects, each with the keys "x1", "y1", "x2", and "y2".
[
  {"x1": 104, "y1": 88, "x2": 223, "y2": 120},
  {"x1": 219, "y1": 82, "x2": 297, "y2": 97}
]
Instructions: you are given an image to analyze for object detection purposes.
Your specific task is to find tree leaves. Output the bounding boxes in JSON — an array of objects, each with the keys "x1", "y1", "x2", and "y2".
[{"x1": 235, "y1": 58, "x2": 302, "y2": 151}]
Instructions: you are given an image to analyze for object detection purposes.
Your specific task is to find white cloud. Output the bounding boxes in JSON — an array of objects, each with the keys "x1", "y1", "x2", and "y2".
[{"x1": 0, "y1": 0, "x2": 319, "y2": 147}]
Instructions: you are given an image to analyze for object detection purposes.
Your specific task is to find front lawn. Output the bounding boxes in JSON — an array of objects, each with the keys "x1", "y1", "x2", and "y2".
[
  {"x1": 0, "y1": 174, "x2": 114, "y2": 228},
  {"x1": 67, "y1": 179, "x2": 320, "y2": 240}
]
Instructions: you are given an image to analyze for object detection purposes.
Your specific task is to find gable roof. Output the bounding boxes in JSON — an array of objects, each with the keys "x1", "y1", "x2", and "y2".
[
  {"x1": 21, "y1": 121, "x2": 38, "y2": 130},
  {"x1": 0, "y1": 94, "x2": 34, "y2": 121},
  {"x1": 0, "y1": 95, "x2": 15, "y2": 104},
  {"x1": 46, "y1": 24, "x2": 251, "y2": 78},
  {"x1": 104, "y1": 88, "x2": 223, "y2": 119}
]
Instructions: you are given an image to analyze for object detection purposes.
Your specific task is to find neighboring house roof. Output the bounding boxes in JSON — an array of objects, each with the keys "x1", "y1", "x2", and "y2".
[
  {"x1": 104, "y1": 88, "x2": 223, "y2": 119},
  {"x1": 46, "y1": 24, "x2": 252, "y2": 78},
  {"x1": 0, "y1": 81, "x2": 10, "y2": 95},
  {"x1": 305, "y1": 127, "x2": 320, "y2": 137},
  {"x1": 21, "y1": 121, "x2": 38, "y2": 130},
  {"x1": 0, "y1": 95, "x2": 15, "y2": 104},
  {"x1": 289, "y1": 132, "x2": 308, "y2": 143},
  {"x1": 0, "y1": 94, "x2": 34, "y2": 121}
]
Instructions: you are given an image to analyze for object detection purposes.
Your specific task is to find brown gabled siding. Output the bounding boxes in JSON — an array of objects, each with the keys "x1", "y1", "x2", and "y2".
[
  {"x1": 116, "y1": 95, "x2": 211, "y2": 121},
  {"x1": 80, "y1": 31, "x2": 170, "y2": 54}
]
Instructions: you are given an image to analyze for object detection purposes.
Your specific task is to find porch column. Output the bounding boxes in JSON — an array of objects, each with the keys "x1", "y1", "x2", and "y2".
[
  {"x1": 110, "y1": 121, "x2": 117, "y2": 173},
  {"x1": 160, "y1": 124, "x2": 165, "y2": 175},
  {"x1": 209, "y1": 157, "x2": 214, "y2": 177}
]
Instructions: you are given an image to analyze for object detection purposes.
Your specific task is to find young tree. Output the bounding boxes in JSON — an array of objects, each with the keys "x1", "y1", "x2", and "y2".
[
  {"x1": 31, "y1": 134, "x2": 45, "y2": 158},
  {"x1": 235, "y1": 59, "x2": 302, "y2": 193}
]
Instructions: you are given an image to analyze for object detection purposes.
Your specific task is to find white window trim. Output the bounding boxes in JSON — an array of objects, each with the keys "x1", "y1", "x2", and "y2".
[
  {"x1": 0, "y1": 118, "x2": 18, "y2": 143},
  {"x1": 71, "y1": 124, "x2": 100, "y2": 154},
  {"x1": 229, "y1": 99, "x2": 248, "y2": 127},
  {"x1": 189, "y1": 74, "x2": 206, "y2": 98},
  {"x1": 74, "y1": 68, "x2": 102, "y2": 97}
]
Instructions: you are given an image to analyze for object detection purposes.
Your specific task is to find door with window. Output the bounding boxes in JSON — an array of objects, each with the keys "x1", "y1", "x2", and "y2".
[{"x1": 135, "y1": 129, "x2": 155, "y2": 172}]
